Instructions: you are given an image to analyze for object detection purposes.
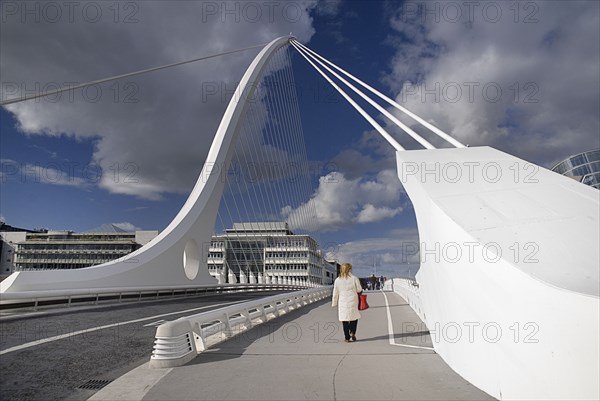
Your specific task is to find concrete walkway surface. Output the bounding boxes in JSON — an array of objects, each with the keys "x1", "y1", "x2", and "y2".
[{"x1": 90, "y1": 291, "x2": 494, "y2": 400}]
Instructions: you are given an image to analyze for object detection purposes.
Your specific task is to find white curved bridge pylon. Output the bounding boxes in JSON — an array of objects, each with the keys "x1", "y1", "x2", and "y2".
[{"x1": 1, "y1": 35, "x2": 294, "y2": 294}]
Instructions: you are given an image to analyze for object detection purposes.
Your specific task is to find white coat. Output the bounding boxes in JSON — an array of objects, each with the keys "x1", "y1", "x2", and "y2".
[{"x1": 331, "y1": 274, "x2": 362, "y2": 321}]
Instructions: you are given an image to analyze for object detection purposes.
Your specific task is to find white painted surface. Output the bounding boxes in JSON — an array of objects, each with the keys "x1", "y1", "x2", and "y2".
[
  {"x1": 0, "y1": 36, "x2": 294, "y2": 295},
  {"x1": 396, "y1": 147, "x2": 600, "y2": 400}
]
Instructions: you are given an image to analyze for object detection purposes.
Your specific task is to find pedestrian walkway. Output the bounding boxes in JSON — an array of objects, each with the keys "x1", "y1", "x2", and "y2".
[{"x1": 91, "y1": 291, "x2": 494, "y2": 400}]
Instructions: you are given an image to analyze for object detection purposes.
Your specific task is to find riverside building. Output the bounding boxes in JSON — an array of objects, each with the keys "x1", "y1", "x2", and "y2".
[
  {"x1": 0, "y1": 224, "x2": 157, "y2": 272},
  {"x1": 207, "y1": 222, "x2": 335, "y2": 286}
]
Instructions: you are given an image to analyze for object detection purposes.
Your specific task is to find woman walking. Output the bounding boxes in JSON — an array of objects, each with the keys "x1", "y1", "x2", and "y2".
[{"x1": 332, "y1": 262, "x2": 363, "y2": 342}]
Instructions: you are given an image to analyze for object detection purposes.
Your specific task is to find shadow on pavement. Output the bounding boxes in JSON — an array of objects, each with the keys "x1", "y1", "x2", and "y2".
[{"x1": 183, "y1": 300, "x2": 327, "y2": 366}]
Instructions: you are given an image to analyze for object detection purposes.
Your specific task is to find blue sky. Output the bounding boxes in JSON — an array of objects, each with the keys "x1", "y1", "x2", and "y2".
[{"x1": 1, "y1": 1, "x2": 599, "y2": 277}]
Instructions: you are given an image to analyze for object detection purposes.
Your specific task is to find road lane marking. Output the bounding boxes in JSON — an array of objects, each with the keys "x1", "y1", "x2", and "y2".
[
  {"x1": 381, "y1": 290, "x2": 435, "y2": 351},
  {"x1": 0, "y1": 300, "x2": 245, "y2": 355},
  {"x1": 143, "y1": 320, "x2": 168, "y2": 327}
]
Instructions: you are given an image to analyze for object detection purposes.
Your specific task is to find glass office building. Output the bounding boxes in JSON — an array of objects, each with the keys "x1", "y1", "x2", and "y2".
[{"x1": 551, "y1": 149, "x2": 600, "y2": 189}]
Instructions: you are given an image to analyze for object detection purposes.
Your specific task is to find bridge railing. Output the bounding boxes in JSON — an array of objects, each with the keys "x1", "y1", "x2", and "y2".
[
  {"x1": 149, "y1": 286, "x2": 332, "y2": 368},
  {"x1": 384, "y1": 277, "x2": 425, "y2": 322},
  {"x1": 0, "y1": 283, "x2": 314, "y2": 311}
]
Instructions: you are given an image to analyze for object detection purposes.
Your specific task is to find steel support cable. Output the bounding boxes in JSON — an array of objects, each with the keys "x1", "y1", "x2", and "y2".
[
  {"x1": 235, "y1": 96, "x2": 277, "y2": 282},
  {"x1": 224, "y1": 104, "x2": 264, "y2": 283},
  {"x1": 246, "y1": 92, "x2": 279, "y2": 228},
  {"x1": 219, "y1": 178, "x2": 245, "y2": 283},
  {"x1": 265, "y1": 53, "x2": 298, "y2": 230},
  {"x1": 237, "y1": 76, "x2": 276, "y2": 282},
  {"x1": 269, "y1": 52, "x2": 315, "y2": 283},
  {"x1": 268, "y1": 47, "x2": 305, "y2": 233},
  {"x1": 240, "y1": 101, "x2": 275, "y2": 283},
  {"x1": 260, "y1": 54, "x2": 291, "y2": 234},
  {"x1": 0, "y1": 42, "x2": 269, "y2": 106},
  {"x1": 271, "y1": 50, "x2": 306, "y2": 231},
  {"x1": 239, "y1": 77, "x2": 274, "y2": 226},
  {"x1": 283, "y1": 49, "x2": 316, "y2": 233},
  {"x1": 269, "y1": 49, "x2": 311, "y2": 233},
  {"x1": 292, "y1": 41, "x2": 434, "y2": 150},
  {"x1": 284, "y1": 49, "x2": 320, "y2": 233},
  {"x1": 290, "y1": 42, "x2": 404, "y2": 152},
  {"x1": 245, "y1": 64, "x2": 298, "y2": 283},
  {"x1": 239, "y1": 106, "x2": 270, "y2": 231},
  {"x1": 214, "y1": 208, "x2": 232, "y2": 281},
  {"x1": 269, "y1": 59, "x2": 300, "y2": 283},
  {"x1": 292, "y1": 39, "x2": 465, "y2": 149},
  {"x1": 253, "y1": 62, "x2": 288, "y2": 228},
  {"x1": 223, "y1": 147, "x2": 253, "y2": 280}
]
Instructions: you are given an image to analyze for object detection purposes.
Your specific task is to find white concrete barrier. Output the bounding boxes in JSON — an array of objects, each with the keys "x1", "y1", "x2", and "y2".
[
  {"x1": 149, "y1": 287, "x2": 332, "y2": 368},
  {"x1": 384, "y1": 278, "x2": 424, "y2": 322},
  {"x1": 393, "y1": 147, "x2": 600, "y2": 400}
]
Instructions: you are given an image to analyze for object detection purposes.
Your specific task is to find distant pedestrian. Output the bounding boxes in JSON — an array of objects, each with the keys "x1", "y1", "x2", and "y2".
[
  {"x1": 332, "y1": 263, "x2": 362, "y2": 342},
  {"x1": 370, "y1": 274, "x2": 377, "y2": 290}
]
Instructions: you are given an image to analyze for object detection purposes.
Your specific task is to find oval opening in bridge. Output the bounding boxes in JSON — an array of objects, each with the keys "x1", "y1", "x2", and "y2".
[{"x1": 183, "y1": 239, "x2": 200, "y2": 280}]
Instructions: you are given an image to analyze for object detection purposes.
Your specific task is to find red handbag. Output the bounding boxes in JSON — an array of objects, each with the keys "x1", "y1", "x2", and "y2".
[{"x1": 358, "y1": 293, "x2": 369, "y2": 311}]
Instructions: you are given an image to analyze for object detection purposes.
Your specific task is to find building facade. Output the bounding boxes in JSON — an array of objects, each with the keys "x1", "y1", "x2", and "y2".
[
  {"x1": 0, "y1": 223, "x2": 44, "y2": 275},
  {"x1": 208, "y1": 222, "x2": 336, "y2": 286},
  {"x1": 0, "y1": 225, "x2": 158, "y2": 272},
  {"x1": 551, "y1": 149, "x2": 600, "y2": 189}
]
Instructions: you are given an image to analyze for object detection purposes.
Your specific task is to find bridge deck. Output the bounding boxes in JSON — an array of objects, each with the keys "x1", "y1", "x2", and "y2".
[{"x1": 91, "y1": 291, "x2": 494, "y2": 400}]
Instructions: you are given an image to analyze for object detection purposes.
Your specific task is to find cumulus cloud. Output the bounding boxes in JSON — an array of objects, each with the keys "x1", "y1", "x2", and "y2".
[
  {"x1": 1, "y1": 1, "x2": 320, "y2": 200},
  {"x1": 384, "y1": 1, "x2": 600, "y2": 165},
  {"x1": 327, "y1": 227, "x2": 420, "y2": 277},
  {"x1": 356, "y1": 204, "x2": 401, "y2": 223},
  {"x1": 282, "y1": 168, "x2": 404, "y2": 231}
]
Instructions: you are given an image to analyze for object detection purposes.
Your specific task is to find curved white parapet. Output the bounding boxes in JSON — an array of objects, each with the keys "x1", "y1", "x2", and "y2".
[
  {"x1": 149, "y1": 287, "x2": 332, "y2": 368},
  {"x1": 396, "y1": 146, "x2": 599, "y2": 400},
  {"x1": 1, "y1": 36, "x2": 294, "y2": 295}
]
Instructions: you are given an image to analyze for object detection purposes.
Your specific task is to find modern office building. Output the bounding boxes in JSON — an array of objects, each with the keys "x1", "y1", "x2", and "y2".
[
  {"x1": 551, "y1": 148, "x2": 600, "y2": 189},
  {"x1": 0, "y1": 223, "x2": 45, "y2": 275},
  {"x1": 207, "y1": 222, "x2": 335, "y2": 286},
  {"x1": 1, "y1": 224, "x2": 158, "y2": 272}
]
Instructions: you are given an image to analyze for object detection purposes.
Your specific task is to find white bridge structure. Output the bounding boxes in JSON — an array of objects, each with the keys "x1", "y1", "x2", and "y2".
[{"x1": 1, "y1": 36, "x2": 598, "y2": 400}]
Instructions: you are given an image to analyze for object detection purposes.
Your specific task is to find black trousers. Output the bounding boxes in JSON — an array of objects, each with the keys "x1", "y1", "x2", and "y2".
[{"x1": 342, "y1": 320, "x2": 358, "y2": 340}]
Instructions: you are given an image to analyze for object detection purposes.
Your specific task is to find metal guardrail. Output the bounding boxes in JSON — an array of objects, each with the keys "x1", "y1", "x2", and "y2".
[
  {"x1": 0, "y1": 284, "x2": 312, "y2": 311},
  {"x1": 149, "y1": 286, "x2": 332, "y2": 368}
]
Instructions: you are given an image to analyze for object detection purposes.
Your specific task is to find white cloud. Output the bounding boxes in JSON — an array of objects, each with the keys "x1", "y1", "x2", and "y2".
[
  {"x1": 112, "y1": 222, "x2": 141, "y2": 232},
  {"x1": 356, "y1": 204, "x2": 401, "y2": 223},
  {"x1": 327, "y1": 228, "x2": 420, "y2": 277},
  {"x1": 1, "y1": 1, "x2": 320, "y2": 200},
  {"x1": 21, "y1": 164, "x2": 88, "y2": 188},
  {"x1": 385, "y1": 1, "x2": 600, "y2": 165},
  {"x1": 282, "y1": 168, "x2": 404, "y2": 231}
]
